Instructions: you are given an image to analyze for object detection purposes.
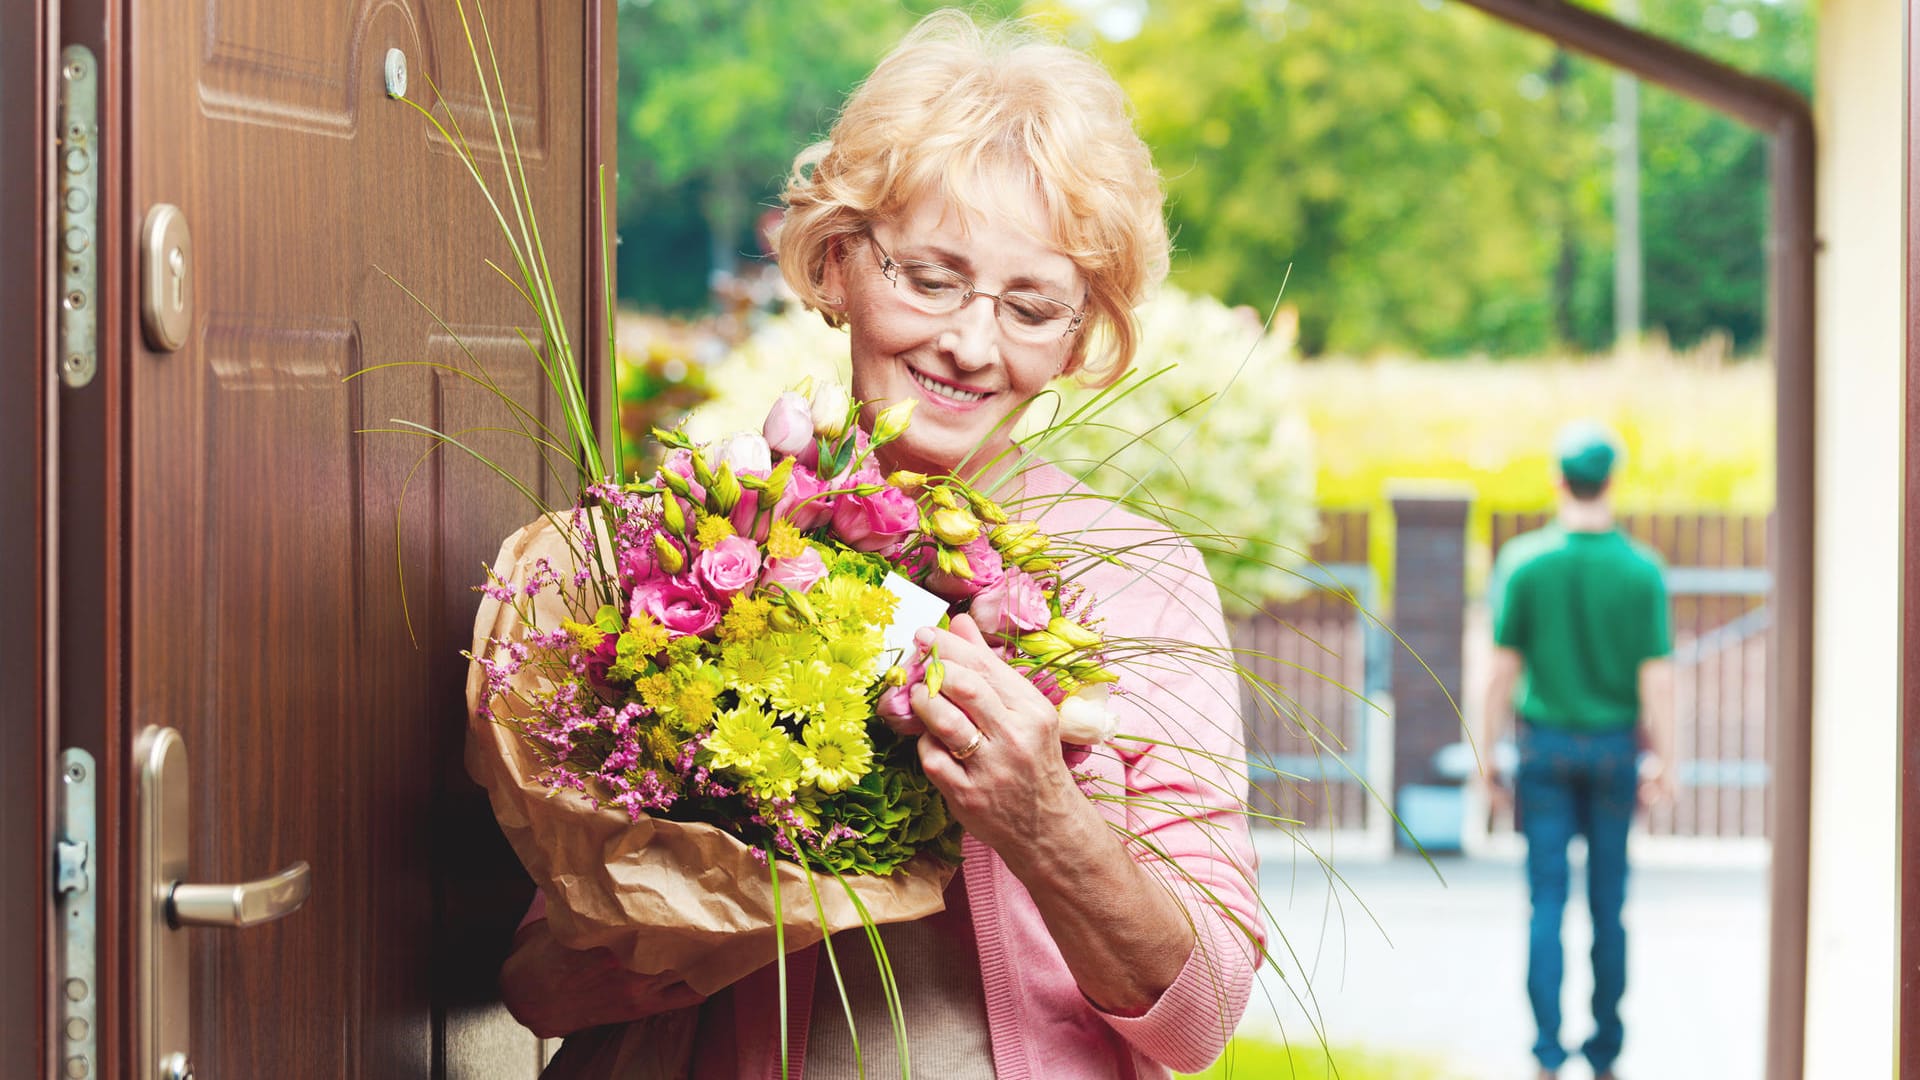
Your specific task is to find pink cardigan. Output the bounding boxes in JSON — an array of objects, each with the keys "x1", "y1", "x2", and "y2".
[{"x1": 534, "y1": 463, "x2": 1266, "y2": 1077}]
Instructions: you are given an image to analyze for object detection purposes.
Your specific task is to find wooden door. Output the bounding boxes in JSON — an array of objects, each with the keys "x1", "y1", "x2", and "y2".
[{"x1": 122, "y1": 2, "x2": 609, "y2": 1076}]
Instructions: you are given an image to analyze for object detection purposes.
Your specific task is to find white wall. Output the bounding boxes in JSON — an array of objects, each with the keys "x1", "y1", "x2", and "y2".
[{"x1": 1802, "y1": 0, "x2": 1903, "y2": 1072}]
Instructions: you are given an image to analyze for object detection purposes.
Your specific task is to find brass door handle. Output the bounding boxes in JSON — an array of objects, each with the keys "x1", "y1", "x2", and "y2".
[
  {"x1": 138, "y1": 726, "x2": 314, "y2": 1079},
  {"x1": 169, "y1": 860, "x2": 311, "y2": 928}
]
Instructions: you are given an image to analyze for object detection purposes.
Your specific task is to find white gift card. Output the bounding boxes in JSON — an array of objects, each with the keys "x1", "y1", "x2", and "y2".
[{"x1": 881, "y1": 573, "x2": 950, "y2": 668}]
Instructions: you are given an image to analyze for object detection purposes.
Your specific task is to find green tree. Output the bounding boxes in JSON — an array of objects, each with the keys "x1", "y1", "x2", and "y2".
[
  {"x1": 1093, "y1": 0, "x2": 1583, "y2": 356},
  {"x1": 614, "y1": 0, "x2": 1019, "y2": 311}
]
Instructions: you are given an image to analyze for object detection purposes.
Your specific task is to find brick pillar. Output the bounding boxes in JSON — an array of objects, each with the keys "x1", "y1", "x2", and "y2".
[{"x1": 1389, "y1": 490, "x2": 1471, "y2": 846}]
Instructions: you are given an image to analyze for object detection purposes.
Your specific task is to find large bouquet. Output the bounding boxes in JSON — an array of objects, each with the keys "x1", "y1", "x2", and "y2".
[{"x1": 465, "y1": 380, "x2": 1127, "y2": 994}]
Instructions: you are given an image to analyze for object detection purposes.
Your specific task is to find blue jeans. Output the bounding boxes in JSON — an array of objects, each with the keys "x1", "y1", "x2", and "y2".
[{"x1": 1516, "y1": 722, "x2": 1639, "y2": 1074}]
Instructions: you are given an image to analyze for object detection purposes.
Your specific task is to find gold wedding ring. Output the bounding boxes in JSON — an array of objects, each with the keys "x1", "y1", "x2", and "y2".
[{"x1": 951, "y1": 731, "x2": 985, "y2": 761}]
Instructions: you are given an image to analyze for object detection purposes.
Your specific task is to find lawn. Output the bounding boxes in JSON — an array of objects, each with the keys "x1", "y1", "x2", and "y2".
[{"x1": 1180, "y1": 1038, "x2": 1462, "y2": 1080}]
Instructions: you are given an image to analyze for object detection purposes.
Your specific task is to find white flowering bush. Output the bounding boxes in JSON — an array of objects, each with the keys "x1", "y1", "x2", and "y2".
[
  {"x1": 703, "y1": 291, "x2": 1319, "y2": 612},
  {"x1": 679, "y1": 309, "x2": 851, "y2": 444},
  {"x1": 1020, "y1": 288, "x2": 1318, "y2": 612}
]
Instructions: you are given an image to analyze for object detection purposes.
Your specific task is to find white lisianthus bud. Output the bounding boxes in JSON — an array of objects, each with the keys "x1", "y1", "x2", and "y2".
[
  {"x1": 714, "y1": 431, "x2": 773, "y2": 476},
  {"x1": 810, "y1": 380, "x2": 852, "y2": 438},
  {"x1": 1057, "y1": 684, "x2": 1118, "y2": 745}
]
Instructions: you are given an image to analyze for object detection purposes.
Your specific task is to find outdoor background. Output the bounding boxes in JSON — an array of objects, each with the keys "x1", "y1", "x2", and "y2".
[{"x1": 607, "y1": 0, "x2": 1801, "y2": 1075}]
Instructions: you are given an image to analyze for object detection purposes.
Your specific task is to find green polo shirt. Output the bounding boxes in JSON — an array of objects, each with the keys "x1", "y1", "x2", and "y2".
[{"x1": 1491, "y1": 523, "x2": 1671, "y2": 731}]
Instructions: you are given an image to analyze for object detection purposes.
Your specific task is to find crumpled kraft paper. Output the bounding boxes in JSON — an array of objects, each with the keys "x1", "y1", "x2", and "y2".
[{"x1": 464, "y1": 513, "x2": 957, "y2": 1000}]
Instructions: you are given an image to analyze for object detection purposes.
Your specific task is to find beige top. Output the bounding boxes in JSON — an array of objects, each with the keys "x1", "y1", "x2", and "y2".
[{"x1": 803, "y1": 875, "x2": 996, "y2": 1077}]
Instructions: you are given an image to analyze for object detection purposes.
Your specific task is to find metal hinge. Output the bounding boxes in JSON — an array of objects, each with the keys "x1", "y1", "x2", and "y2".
[
  {"x1": 56, "y1": 44, "x2": 99, "y2": 389},
  {"x1": 55, "y1": 748, "x2": 98, "y2": 1080}
]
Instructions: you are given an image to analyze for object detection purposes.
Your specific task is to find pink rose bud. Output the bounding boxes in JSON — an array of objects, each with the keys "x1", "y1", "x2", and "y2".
[
  {"x1": 763, "y1": 392, "x2": 815, "y2": 457},
  {"x1": 661, "y1": 448, "x2": 706, "y2": 504},
  {"x1": 694, "y1": 535, "x2": 762, "y2": 597},
  {"x1": 760, "y1": 546, "x2": 829, "y2": 595}
]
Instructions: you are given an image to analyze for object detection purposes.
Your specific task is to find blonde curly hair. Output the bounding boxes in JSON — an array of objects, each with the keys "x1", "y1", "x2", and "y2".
[{"x1": 773, "y1": 9, "x2": 1169, "y2": 387}]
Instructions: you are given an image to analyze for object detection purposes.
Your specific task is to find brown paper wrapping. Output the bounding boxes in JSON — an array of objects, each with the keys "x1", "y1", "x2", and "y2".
[{"x1": 465, "y1": 513, "x2": 958, "y2": 1000}]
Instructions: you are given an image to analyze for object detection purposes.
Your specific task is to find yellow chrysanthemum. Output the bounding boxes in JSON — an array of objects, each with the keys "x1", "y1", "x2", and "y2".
[
  {"x1": 694, "y1": 513, "x2": 736, "y2": 549},
  {"x1": 809, "y1": 577, "x2": 870, "y2": 623},
  {"x1": 747, "y1": 734, "x2": 804, "y2": 802},
  {"x1": 799, "y1": 719, "x2": 875, "y2": 794},
  {"x1": 766, "y1": 518, "x2": 807, "y2": 561},
  {"x1": 718, "y1": 594, "x2": 773, "y2": 643},
  {"x1": 717, "y1": 641, "x2": 779, "y2": 702},
  {"x1": 771, "y1": 660, "x2": 836, "y2": 718},
  {"x1": 816, "y1": 689, "x2": 871, "y2": 730},
  {"x1": 670, "y1": 661, "x2": 725, "y2": 729},
  {"x1": 854, "y1": 584, "x2": 898, "y2": 627},
  {"x1": 623, "y1": 612, "x2": 670, "y2": 657},
  {"x1": 824, "y1": 629, "x2": 884, "y2": 675},
  {"x1": 705, "y1": 705, "x2": 776, "y2": 773}
]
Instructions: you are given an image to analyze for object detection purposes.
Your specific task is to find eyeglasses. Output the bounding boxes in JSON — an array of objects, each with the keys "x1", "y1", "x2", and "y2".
[{"x1": 868, "y1": 232, "x2": 1087, "y2": 345}]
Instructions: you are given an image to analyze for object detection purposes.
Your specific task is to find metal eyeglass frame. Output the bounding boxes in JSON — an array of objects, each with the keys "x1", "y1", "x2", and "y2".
[{"x1": 866, "y1": 231, "x2": 1088, "y2": 340}]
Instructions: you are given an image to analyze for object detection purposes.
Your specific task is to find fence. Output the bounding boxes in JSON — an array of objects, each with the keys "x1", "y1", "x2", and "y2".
[
  {"x1": 1236, "y1": 509, "x2": 1385, "y2": 834},
  {"x1": 1234, "y1": 507, "x2": 1775, "y2": 842},
  {"x1": 1491, "y1": 511, "x2": 1774, "y2": 839}
]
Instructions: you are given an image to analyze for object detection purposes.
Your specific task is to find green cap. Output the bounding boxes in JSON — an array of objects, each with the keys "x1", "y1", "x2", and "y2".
[{"x1": 1554, "y1": 420, "x2": 1620, "y2": 487}]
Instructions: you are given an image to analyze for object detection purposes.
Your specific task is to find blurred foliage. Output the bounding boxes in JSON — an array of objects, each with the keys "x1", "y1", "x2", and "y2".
[
  {"x1": 1085, "y1": 0, "x2": 1812, "y2": 357},
  {"x1": 1296, "y1": 341, "x2": 1774, "y2": 595},
  {"x1": 611, "y1": 0, "x2": 1812, "y2": 359},
  {"x1": 612, "y1": 311, "x2": 714, "y2": 474},
  {"x1": 612, "y1": 0, "x2": 1020, "y2": 310}
]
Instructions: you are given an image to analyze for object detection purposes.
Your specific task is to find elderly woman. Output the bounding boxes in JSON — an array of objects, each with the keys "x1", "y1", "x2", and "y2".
[{"x1": 500, "y1": 11, "x2": 1264, "y2": 1076}]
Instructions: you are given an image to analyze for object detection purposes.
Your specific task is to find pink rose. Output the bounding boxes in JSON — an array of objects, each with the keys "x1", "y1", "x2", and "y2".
[
  {"x1": 970, "y1": 569, "x2": 1050, "y2": 638},
  {"x1": 763, "y1": 392, "x2": 814, "y2": 457},
  {"x1": 923, "y1": 537, "x2": 1004, "y2": 601},
  {"x1": 760, "y1": 547, "x2": 829, "y2": 595},
  {"x1": 694, "y1": 535, "x2": 762, "y2": 597},
  {"x1": 773, "y1": 463, "x2": 835, "y2": 532},
  {"x1": 831, "y1": 477, "x2": 919, "y2": 554},
  {"x1": 629, "y1": 574, "x2": 722, "y2": 637}
]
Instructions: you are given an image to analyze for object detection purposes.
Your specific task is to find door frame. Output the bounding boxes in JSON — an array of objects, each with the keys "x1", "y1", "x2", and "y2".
[
  {"x1": 1900, "y1": 0, "x2": 1919, "y2": 1069},
  {"x1": 0, "y1": 0, "x2": 55, "y2": 1074},
  {"x1": 1450, "y1": 3, "x2": 1816, "y2": 1076}
]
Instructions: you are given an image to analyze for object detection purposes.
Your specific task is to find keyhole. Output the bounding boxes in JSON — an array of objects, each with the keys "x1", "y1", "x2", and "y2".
[{"x1": 167, "y1": 247, "x2": 184, "y2": 312}]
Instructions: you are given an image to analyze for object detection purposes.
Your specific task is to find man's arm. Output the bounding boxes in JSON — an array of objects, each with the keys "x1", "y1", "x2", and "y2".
[
  {"x1": 1477, "y1": 645, "x2": 1524, "y2": 811},
  {"x1": 1637, "y1": 657, "x2": 1677, "y2": 806}
]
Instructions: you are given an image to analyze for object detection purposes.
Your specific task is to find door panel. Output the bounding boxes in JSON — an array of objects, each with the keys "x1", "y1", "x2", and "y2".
[{"x1": 128, "y1": 1, "x2": 597, "y2": 1075}]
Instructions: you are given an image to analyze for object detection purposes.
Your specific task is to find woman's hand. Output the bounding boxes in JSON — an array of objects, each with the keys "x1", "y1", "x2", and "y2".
[
  {"x1": 499, "y1": 919, "x2": 707, "y2": 1039},
  {"x1": 905, "y1": 613, "x2": 1196, "y2": 1015},
  {"x1": 905, "y1": 614, "x2": 1097, "y2": 865}
]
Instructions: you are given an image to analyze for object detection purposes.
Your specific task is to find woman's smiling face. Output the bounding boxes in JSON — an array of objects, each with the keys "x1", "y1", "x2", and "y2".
[{"x1": 825, "y1": 182, "x2": 1085, "y2": 479}]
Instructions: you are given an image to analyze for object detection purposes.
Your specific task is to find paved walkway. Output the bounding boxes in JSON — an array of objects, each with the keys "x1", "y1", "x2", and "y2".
[{"x1": 1245, "y1": 837, "x2": 1770, "y2": 1080}]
